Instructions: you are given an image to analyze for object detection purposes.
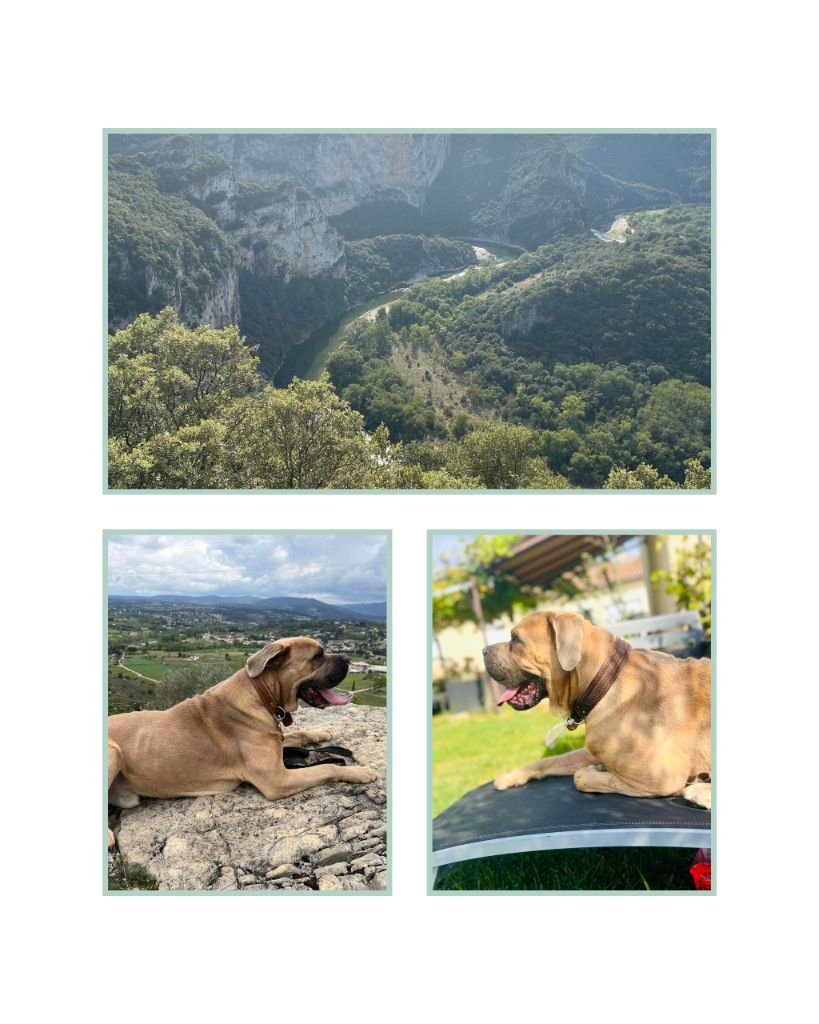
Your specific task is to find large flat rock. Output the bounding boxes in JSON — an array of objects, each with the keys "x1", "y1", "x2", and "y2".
[{"x1": 112, "y1": 705, "x2": 387, "y2": 891}]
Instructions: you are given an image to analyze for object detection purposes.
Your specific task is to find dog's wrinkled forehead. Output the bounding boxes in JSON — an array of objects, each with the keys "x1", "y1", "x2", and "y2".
[
  {"x1": 246, "y1": 636, "x2": 323, "y2": 678},
  {"x1": 511, "y1": 613, "x2": 552, "y2": 652},
  {"x1": 515, "y1": 611, "x2": 586, "y2": 673}
]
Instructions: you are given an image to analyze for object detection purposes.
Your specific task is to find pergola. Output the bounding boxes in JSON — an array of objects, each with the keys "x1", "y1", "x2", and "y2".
[{"x1": 492, "y1": 533, "x2": 634, "y2": 589}]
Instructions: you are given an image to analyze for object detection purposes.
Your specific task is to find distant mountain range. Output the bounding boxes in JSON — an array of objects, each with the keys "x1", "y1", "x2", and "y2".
[
  {"x1": 108, "y1": 593, "x2": 386, "y2": 621},
  {"x1": 336, "y1": 601, "x2": 387, "y2": 618}
]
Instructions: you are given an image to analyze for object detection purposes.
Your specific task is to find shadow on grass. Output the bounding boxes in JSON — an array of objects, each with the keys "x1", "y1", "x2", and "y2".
[{"x1": 435, "y1": 847, "x2": 698, "y2": 891}]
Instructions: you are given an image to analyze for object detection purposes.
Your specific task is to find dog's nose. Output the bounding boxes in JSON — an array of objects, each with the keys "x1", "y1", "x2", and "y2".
[{"x1": 338, "y1": 654, "x2": 349, "y2": 665}]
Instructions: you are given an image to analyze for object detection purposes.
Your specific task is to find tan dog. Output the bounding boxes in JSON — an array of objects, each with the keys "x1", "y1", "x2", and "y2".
[
  {"x1": 482, "y1": 611, "x2": 711, "y2": 809},
  {"x1": 108, "y1": 637, "x2": 376, "y2": 846}
]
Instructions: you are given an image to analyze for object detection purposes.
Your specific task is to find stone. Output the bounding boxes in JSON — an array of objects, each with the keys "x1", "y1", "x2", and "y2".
[
  {"x1": 113, "y1": 705, "x2": 386, "y2": 891},
  {"x1": 265, "y1": 863, "x2": 300, "y2": 880},
  {"x1": 315, "y1": 862, "x2": 348, "y2": 878},
  {"x1": 313, "y1": 843, "x2": 353, "y2": 868}
]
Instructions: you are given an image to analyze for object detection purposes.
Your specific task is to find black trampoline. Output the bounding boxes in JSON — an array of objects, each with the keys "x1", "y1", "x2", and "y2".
[{"x1": 432, "y1": 776, "x2": 711, "y2": 885}]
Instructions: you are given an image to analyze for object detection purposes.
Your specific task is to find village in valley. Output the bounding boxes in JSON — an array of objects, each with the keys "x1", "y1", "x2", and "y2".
[{"x1": 107, "y1": 596, "x2": 387, "y2": 714}]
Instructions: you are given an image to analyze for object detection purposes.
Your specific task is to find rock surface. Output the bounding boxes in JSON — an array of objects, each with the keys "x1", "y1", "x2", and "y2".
[{"x1": 113, "y1": 704, "x2": 387, "y2": 891}]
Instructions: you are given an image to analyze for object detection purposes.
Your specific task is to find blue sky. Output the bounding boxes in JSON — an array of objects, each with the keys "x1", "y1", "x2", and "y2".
[
  {"x1": 107, "y1": 533, "x2": 388, "y2": 604},
  {"x1": 431, "y1": 532, "x2": 481, "y2": 570}
]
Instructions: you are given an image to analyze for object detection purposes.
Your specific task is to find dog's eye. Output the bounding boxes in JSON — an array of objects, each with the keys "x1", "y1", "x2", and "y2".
[
  {"x1": 511, "y1": 634, "x2": 519, "y2": 644},
  {"x1": 313, "y1": 650, "x2": 324, "y2": 661}
]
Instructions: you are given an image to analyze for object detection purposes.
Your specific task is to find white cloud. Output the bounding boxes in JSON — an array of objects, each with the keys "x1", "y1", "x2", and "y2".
[{"x1": 107, "y1": 533, "x2": 388, "y2": 604}]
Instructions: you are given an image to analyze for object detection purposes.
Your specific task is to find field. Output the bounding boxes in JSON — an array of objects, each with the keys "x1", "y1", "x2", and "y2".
[{"x1": 432, "y1": 708, "x2": 700, "y2": 891}]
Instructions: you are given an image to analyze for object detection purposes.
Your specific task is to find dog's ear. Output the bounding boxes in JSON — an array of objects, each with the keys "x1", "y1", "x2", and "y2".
[
  {"x1": 550, "y1": 612, "x2": 585, "y2": 672},
  {"x1": 246, "y1": 641, "x2": 287, "y2": 678}
]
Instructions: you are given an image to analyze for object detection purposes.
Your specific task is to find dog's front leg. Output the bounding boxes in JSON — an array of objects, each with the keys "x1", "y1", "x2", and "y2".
[
  {"x1": 282, "y1": 729, "x2": 333, "y2": 746},
  {"x1": 249, "y1": 762, "x2": 375, "y2": 800},
  {"x1": 494, "y1": 747, "x2": 596, "y2": 790}
]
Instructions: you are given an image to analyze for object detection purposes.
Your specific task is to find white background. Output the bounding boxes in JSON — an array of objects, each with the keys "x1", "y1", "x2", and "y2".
[{"x1": 4, "y1": 1, "x2": 814, "y2": 1019}]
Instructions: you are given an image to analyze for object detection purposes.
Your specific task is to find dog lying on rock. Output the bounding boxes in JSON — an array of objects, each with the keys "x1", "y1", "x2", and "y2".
[{"x1": 108, "y1": 637, "x2": 375, "y2": 846}]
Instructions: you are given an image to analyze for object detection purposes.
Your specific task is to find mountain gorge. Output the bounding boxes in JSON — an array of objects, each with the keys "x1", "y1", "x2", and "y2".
[
  {"x1": 107, "y1": 132, "x2": 712, "y2": 490},
  {"x1": 107, "y1": 133, "x2": 710, "y2": 374}
]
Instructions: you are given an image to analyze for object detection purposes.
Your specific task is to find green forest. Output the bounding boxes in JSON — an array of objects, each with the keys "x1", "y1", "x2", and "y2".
[{"x1": 107, "y1": 133, "x2": 712, "y2": 490}]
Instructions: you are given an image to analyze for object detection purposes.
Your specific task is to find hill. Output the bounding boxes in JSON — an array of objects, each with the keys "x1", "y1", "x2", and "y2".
[{"x1": 108, "y1": 594, "x2": 385, "y2": 621}]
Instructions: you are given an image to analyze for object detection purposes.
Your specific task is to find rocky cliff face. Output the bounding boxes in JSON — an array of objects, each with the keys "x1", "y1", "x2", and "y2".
[
  {"x1": 138, "y1": 137, "x2": 346, "y2": 281},
  {"x1": 108, "y1": 132, "x2": 708, "y2": 367},
  {"x1": 109, "y1": 705, "x2": 387, "y2": 892},
  {"x1": 423, "y1": 134, "x2": 677, "y2": 248},
  {"x1": 198, "y1": 133, "x2": 450, "y2": 216}
]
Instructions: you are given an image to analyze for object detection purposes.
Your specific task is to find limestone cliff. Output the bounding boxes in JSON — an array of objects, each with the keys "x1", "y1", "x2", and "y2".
[{"x1": 197, "y1": 133, "x2": 450, "y2": 216}]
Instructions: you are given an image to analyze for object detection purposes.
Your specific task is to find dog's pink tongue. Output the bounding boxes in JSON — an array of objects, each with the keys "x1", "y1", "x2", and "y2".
[
  {"x1": 497, "y1": 687, "x2": 519, "y2": 706},
  {"x1": 320, "y1": 688, "x2": 355, "y2": 705}
]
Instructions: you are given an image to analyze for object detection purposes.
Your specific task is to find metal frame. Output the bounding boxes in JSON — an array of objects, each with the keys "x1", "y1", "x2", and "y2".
[{"x1": 431, "y1": 825, "x2": 711, "y2": 887}]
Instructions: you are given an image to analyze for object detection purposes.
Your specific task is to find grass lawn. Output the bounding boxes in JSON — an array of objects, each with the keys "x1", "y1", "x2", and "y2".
[
  {"x1": 432, "y1": 707, "x2": 701, "y2": 892},
  {"x1": 432, "y1": 705, "x2": 585, "y2": 816}
]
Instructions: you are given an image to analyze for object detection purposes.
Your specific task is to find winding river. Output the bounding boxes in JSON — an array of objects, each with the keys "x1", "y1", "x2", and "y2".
[{"x1": 274, "y1": 240, "x2": 520, "y2": 386}]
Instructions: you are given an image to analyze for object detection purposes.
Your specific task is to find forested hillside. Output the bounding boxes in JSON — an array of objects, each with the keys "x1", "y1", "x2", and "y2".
[{"x1": 327, "y1": 207, "x2": 710, "y2": 486}]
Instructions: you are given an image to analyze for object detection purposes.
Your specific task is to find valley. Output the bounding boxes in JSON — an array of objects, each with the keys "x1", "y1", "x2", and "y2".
[
  {"x1": 107, "y1": 133, "x2": 712, "y2": 490},
  {"x1": 108, "y1": 595, "x2": 388, "y2": 714}
]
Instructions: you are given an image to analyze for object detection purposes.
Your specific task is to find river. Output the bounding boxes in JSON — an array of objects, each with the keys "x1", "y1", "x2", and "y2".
[{"x1": 273, "y1": 240, "x2": 519, "y2": 386}]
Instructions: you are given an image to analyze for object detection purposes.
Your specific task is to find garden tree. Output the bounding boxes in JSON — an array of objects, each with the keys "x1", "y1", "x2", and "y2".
[
  {"x1": 432, "y1": 534, "x2": 540, "y2": 657},
  {"x1": 650, "y1": 536, "x2": 712, "y2": 635},
  {"x1": 108, "y1": 308, "x2": 260, "y2": 447}
]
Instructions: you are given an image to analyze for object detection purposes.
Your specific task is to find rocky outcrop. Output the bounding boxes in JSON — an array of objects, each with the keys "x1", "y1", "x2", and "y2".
[
  {"x1": 111, "y1": 705, "x2": 387, "y2": 891},
  {"x1": 230, "y1": 181, "x2": 345, "y2": 280},
  {"x1": 137, "y1": 136, "x2": 346, "y2": 282},
  {"x1": 198, "y1": 133, "x2": 450, "y2": 217}
]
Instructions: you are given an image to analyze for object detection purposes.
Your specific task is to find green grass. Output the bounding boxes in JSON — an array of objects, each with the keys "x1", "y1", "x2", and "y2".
[
  {"x1": 108, "y1": 855, "x2": 158, "y2": 891},
  {"x1": 120, "y1": 656, "x2": 176, "y2": 678},
  {"x1": 432, "y1": 705, "x2": 585, "y2": 816},
  {"x1": 432, "y1": 707, "x2": 701, "y2": 892}
]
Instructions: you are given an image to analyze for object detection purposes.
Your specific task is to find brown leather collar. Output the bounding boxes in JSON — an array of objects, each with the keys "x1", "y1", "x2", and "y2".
[
  {"x1": 248, "y1": 670, "x2": 293, "y2": 727},
  {"x1": 566, "y1": 636, "x2": 630, "y2": 730}
]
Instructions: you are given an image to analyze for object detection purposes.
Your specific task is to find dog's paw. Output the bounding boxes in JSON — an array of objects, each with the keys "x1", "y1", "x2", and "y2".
[
  {"x1": 346, "y1": 766, "x2": 377, "y2": 784},
  {"x1": 682, "y1": 781, "x2": 711, "y2": 810},
  {"x1": 310, "y1": 730, "x2": 333, "y2": 744},
  {"x1": 494, "y1": 769, "x2": 529, "y2": 791}
]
